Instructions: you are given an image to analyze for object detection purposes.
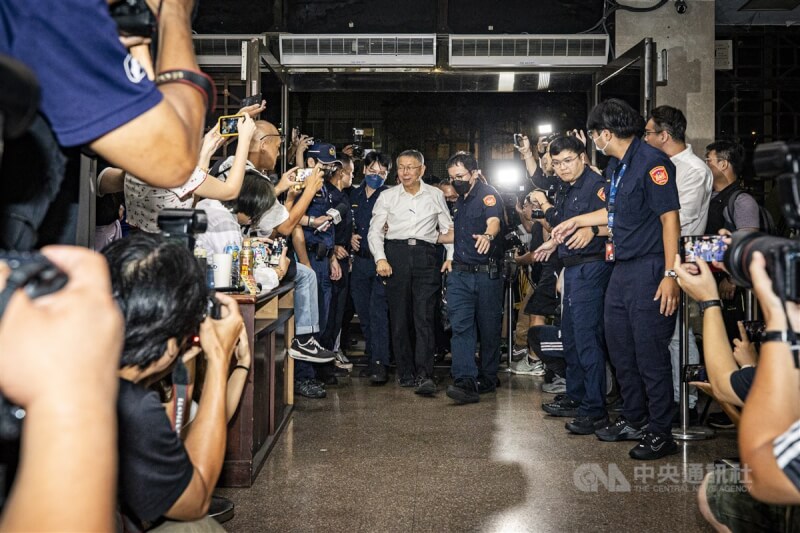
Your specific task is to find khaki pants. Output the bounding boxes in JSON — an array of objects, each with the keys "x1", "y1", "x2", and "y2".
[{"x1": 150, "y1": 516, "x2": 225, "y2": 532}]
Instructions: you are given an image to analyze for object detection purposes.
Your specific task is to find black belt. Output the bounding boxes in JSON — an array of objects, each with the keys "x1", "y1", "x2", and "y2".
[
  {"x1": 306, "y1": 243, "x2": 332, "y2": 259},
  {"x1": 561, "y1": 253, "x2": 605, "y2": 268},
  {"x1": 451, "y1": 262, "x2": 492, "y2": 273},
  {"x1": 386, "y1": 238, "x2": 435, "y2": 248}
]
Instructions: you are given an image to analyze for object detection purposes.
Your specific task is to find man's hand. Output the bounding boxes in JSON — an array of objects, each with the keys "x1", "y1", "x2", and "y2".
[
  {"x1": 236, "y1": 112, "x2": 257, "y2": 143},
  {"x1": 566, "y1": 227, "x2": 594, "y2": 250},
  {"x1": 277, "y1": 250, "x2": 291, "y2": 277},
  {"x1": 275, "y1": 166, "x2": 299, "y2": 195},
  {"x1": 341, "y1": 145, "x2": 355, "y2": 157},
  {"x1": 551, "y1": 218, "x2": 579, "y2": 243},
  {"x1": 294, "y1": 135, "x2": 313, "y2": 154},
  {"x1": 719, "y1": 277, "x2": 737, "y2": 301},
  {"x1": 376, "y1": 259, "x2": 393, "y2": 277},
  {"x1": 655, "y1": 276, "x2": 680, "y2": 316},
  {"x1": 234, "y1": 327, "x2": 251, "y2": 369},
  {"x1": 0, "y1": 247, "x2": 123, "y2": 408},
  {"x1": 305, "y1": 164, "x2": 325, "y2": 193},
  {"x1": 733, "y1": 321, "x2": 758, "y2": 368},
  {"x1": 674, "y1": 254, "x2": 721, "y2": 303},
  {"x1": 334, "y1": 245, "x2": 349, "y2": 260},
  {"x1": 236, "y1": 100, "x2": 266, "y2": 120},
  {"x1": 351, "y1": 234, "x2": 362, "y2": 252},
  {"x1": 536, "y1": 136, "x2": 549, "y2": 155},
  {"x1": 531, "y1": 190, "x2": 549, "y2": 206},
  {"x1": 309, "y1": 215, "x2": 332, "y2": 229},
  {"x1": 330, "y1": 257, "x2": 342, "y2": 281},
  {"x1": 441, "y1": 260, "x2": 452, "y2": 273},
  {"x1": 473, "y1": 234, "x2": 492, "y2": 254},
  {"x1": 199, "y1": 127, "x2": 226, "y2": 162},
  {"x1": 201, "y1": 293, "x2": 244, "y2": 365},
  {"x1": 533, "y1": 239, "x2": 558, "y2": 262},
  {"x1": 749, "y1": 251, "x2": 800, "y2": 331}
]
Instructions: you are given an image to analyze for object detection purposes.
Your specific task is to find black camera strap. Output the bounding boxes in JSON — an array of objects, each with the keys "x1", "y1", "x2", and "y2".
[{"x1": 171, "y1": 358, "x2": 190, "y2": 436}]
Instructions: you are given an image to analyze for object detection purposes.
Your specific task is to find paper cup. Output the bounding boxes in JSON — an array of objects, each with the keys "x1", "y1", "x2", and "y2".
[{"x1": 212, "y1": 253, "x2": 233, "y2": 288}]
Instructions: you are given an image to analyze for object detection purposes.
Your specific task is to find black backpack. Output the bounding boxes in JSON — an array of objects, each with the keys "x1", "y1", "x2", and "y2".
[{"x1": 726, "y1": 189, "x2": 777, "y2": 235}]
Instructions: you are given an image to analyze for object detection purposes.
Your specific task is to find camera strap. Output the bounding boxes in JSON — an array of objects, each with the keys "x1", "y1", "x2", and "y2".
[
  {"x1": 171, "y1": 358, "x2": 190, "y2": 436},
  {"x1": 606, "y1": 163, "x2": 627, "y2": 239}
]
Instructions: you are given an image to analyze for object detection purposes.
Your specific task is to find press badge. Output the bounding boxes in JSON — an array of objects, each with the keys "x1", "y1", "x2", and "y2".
[{"x1": 605, "y1": 240, "x2": 616, "y2": 262}]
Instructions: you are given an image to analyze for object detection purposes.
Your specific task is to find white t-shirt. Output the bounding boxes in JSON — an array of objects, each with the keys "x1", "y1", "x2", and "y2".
[{"x1": 671, "y1": 144, "x2": 713, "y2": 236}]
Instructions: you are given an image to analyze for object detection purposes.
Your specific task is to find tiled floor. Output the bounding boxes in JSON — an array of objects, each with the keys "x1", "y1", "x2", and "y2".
[{"x1": 218, "y1": 372, "x2": 736, "y2": 532}]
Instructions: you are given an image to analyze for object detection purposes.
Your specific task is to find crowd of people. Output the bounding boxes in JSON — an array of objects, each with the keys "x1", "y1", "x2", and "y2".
[{"x1": 1, "y1": 1, "x2": 799, "y2": 532}]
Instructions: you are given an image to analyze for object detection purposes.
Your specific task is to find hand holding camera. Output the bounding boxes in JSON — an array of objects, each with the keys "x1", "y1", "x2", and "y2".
[
  {"x1": 199, "y1": 292, "x2": 244, "y2": 367},
  {"x1": 673, "y1": 253, "x2": 720, "y2": 302},
  {"x1": 734, "y1": 321, "x2": 759, "y2": 367}
]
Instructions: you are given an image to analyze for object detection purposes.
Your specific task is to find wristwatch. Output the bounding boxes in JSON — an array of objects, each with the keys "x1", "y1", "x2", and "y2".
[
  {"x1": 664, "y1": 269, "x2": 677, "y2": 278},
  {"x1": 484, "y1": 234, "x2": 494, "y2": 241},
  {"x1": 698, "y1": 299, "x2": 723, "y2": 315},
  {"x1": 591, "y1": 225, "x2": 599, "y2": 236}
]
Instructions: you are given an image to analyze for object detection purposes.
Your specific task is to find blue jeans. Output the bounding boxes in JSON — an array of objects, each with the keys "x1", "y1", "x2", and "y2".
[
  {"x1": 447, "y1": 270, "x2": 504, "y2": 382},
  {"x1": 350, "y1": 255, "x2": 390, "y2": 365},
  {"x1": 294, "y1": 262, "x2": 320, "y2": 381},
  {"x1": 562, "y1": 261, "x2": 613, "y2": 417}
]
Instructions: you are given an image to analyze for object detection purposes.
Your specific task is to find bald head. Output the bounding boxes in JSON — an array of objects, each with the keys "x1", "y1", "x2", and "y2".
[
  {"x1": 250, "y1": 120, "x2": 277, "y2": 151},
  {"x1": 249, "y1": 120, "x2": 280, "y2": 171}
]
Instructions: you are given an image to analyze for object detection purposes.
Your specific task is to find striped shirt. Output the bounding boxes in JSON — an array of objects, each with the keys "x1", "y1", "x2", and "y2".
[{"x1": 774, "y1": 418, "x2": 800, "y2": 490}]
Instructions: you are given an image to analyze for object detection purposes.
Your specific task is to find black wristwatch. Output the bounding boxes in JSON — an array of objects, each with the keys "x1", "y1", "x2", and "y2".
[
  {"x1": 591, "y1": 225, "x2": 599, "y2": 236},
  {"x1": 698, "y1": 299, "x2": 723, "y2": 316}
]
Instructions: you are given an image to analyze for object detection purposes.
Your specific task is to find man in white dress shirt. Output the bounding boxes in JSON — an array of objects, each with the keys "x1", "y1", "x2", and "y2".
[
  {"x1": 368, "y1": 150, "x2": 453, "y2": 395},
  {"x1": 644, "y1": 105, "x2": 713, "y2": 419}
]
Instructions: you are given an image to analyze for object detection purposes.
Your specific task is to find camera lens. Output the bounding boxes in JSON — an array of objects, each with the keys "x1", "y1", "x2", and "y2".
[{"x1": 724, "y1": 230, "x2": 799, "y2": 296}]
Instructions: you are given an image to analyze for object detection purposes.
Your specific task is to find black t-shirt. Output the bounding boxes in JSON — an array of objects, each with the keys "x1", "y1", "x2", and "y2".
[
  {"x1": 117, "y1": 379, "x2": 194, "y2": 525},
  {"x1": 730, "y1": 366, "x2": 756, "y2": 403}
]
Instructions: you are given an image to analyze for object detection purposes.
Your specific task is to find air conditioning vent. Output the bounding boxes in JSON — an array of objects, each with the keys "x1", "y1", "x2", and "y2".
[
  {"x1": 193, "y1": 35, "x2": 266, "y2": 67},
  {"x1": 449, "y1": 34, "x2": 608, "y2": 67},
  {"x1": 280, "y1": 34, "x2": 436, "y2": 67}
]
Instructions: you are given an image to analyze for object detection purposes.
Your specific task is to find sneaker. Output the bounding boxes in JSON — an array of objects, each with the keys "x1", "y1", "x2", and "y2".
[
  {"x1": 629, "y1": 432, "x2": 679, "y2": 460},
  {"x1": 446, "y1": 378, "x2": 480, "y2": 404},
  {"x1": 289, "y1": 338, "x2": 335, "y2": 363},
  {"x1": 510, "y1": 356, "x2": 545, "y2": 376},
  {"x1": 334, "y1": 350, "x2": 353, "y2": 370},
  {"x1": 566, "y1": 414, "x2": 610, "y2": 435},
  {"x1": 542, "y1": 397, "x2": 580, "y2": 417},
  {"x1": 295, "y1": 379, "x2": 326, "y2": 399},
  {"x1": 511, "y1": 345, "x2": 528, "y2": 362},
  {"x1": 414, "y1": 376, "x2": 437, "y2": 396},
  {"x1": 476, "y1": 376, "x2": 497, "y2": 394},
  {"x1": 707, "y1": 412, "x2": 735, "y2": 429},
  {"x1": 398, "y1": 375, "x2": 416, "y2": 387},
  {"x1": 542, "y1": 376, "x2": 567, "y2": 394},
  {"x1": 369, "y1": 361, "x2": 388, "y2": 385},
  {"x1": 595, "y1": 415, "x2": 647, "y2": 442}
]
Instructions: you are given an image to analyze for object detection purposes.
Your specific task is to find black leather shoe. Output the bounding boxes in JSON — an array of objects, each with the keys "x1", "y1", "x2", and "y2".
[
  {"x1": 629, "y1": 432, "x2": 679, "y2": 460},
  {"x1": 369, "y1": 362, "x2": 388, "y2": 385},
  {"x1": 398, "y1": 375, "x2": 415, "y2": 387},
  {"x1": 566, "y1": 414, "x2": 610, "y2": 435},
  {"x1": 542, "y1": 397, "x2": 580, "y2": 417},
  {"x1": 209, "y1": 495, "x2": 235, "y2": 524},
  {"x1": 414, "y1": 377, "x2": 437, "y2": 396},
  {"x1": 446, "y1": 378, "x2": 479, "y2": 404}
]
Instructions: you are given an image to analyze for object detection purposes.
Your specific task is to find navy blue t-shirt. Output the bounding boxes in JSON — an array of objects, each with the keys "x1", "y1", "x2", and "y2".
[
  {"x1": 350, "y1": 184, "x2": 387, "y2": 256},
  {"x1": 603, "y1": 138, "x2": 680, "y2": 261},
  {"x1": 452, "y1": 180, "x2": 503, "y2": 265},
  {"x1": 544, "y1": 166, "x2": 607, "y2": 260},
  {"x1": 0, "y1": 1, "x2": 163, "y2": 147},
  {"x1": 303, "y1": 182, "x2": 335, "y2": 249}
]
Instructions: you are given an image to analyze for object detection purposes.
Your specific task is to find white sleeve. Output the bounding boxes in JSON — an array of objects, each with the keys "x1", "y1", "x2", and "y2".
[
  {"x1": 170, "y1": 167, "x2": 207, "y2": 200},
  {"x1": 368, "y1": 193, "x2": 389, "y2": 263},
  {"x1": 677, "y1": 167, "x2": 711, "y2": 232}
]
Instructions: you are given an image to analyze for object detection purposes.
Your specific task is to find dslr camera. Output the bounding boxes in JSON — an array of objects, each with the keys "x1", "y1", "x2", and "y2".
[
  {"x1": 352, "y1": 128, "x2": 365, "y2": 159},
  {"x1": 723, "y1": 142, "x2": 800, "y2": 302},
  {"x1": 109, "y1": 0, "x2": 156, "y2": 37}
]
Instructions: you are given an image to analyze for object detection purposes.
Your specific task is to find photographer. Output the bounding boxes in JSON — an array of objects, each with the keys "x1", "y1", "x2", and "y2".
[
  {"x1": 104, "y1": 233, "x2": 243, "y2": 531},
  {"x1": 1, "y1": 0, "x2": 210, "y2": 189},
  {"x1": 0, "y1": 247, "x2": 122, "y2": 531},
  {"x1": 692, "y1": 252, "x2": 800, "y2": 532},
  {"x1": 530, "y1": 136, "x2": 613, "y2": 435}
]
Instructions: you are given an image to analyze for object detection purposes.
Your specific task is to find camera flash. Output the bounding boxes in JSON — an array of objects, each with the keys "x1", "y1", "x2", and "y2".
[{"x1": 537, "y1": 124, "x2": 553, "y2": 135}]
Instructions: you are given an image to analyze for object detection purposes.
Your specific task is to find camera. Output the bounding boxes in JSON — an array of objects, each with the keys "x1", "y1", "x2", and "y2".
[
  {"x1": 675, "y1": 0, "x2": 687, "y2": 14},
  {"x1": 217, "y1": 115, "x2": 241, "y2": 137},
  {"x1": 742, "y1": 320, "x2": 766, "y2": 343},
  {"x1": 109, "y1": 0, "x2": 156, "y2": 37},
  {"x1": 157, "y1": 209, "x2": 208, "y2": 252},
  {"x1": 352, "y1": 128, "x2": 365, "y2": 159},
  {"x1": 240, "y1": 93, "x2": 262, "y2": 108},
  {"x1": 683, "y1": 364, "x2": 708, "y2": 382}
]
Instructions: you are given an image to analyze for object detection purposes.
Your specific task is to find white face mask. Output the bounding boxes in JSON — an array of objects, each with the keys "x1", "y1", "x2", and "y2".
[{"x1": 593, "y1": 133, "x2": 610, "y2": 156}]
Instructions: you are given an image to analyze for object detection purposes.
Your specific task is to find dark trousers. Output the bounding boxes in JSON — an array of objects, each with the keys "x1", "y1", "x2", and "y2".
[
  {"x1": 350, "y1": 255, "x2": 390, "y2": 365},
  {"x1": 447, "y1": 270, "x2": 504, "y2": 382},
  {"x1": 604, "y1": 254, "x2": 676, "y2": 434},
  {"x1": 384, "y1": 242, "x2": 440, "y2": 379},
  {"x1": 562, "y1": 261, "x2": 613, "y2": 417},
  {"x1": 296, "y1": 255, "x2": 333, "y2": 381},
  {"x1": 321, "y1": 265, "x2": 350, "y2": 351}
]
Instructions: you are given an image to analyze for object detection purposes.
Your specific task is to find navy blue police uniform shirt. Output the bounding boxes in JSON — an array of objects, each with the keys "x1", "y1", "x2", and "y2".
[
  {"x1": 544, "y1": 166, "x2": 607, "y2": 260},
  {"x1": 350, "y1": 184, "x2": 388, "y2": 257},
  {"x1": 303, "y1": 182, "x2": 335, "y2": 250},
  {"x1": 453, "y1": 180, "x2": 504, "y2": 265},
  {"x1": 329, "y1": 186, "x2": 353, "y2": 249},
  {"x1": 603, "y1": 137, "x2": 680, "y2": 261}
]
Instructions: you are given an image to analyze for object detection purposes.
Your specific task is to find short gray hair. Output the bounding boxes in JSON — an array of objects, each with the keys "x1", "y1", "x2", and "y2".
[{"x1": 397, "y1": 149, "x2": 424, "y2": 166}]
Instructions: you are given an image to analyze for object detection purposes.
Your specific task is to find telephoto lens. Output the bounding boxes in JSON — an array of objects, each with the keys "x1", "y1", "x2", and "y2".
[{"x1": 724, "y1": 230, "x2": 800, "y2": 302}]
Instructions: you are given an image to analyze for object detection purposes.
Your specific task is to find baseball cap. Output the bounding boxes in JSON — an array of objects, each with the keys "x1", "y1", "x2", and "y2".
[{"x1": 307, "y1": 142, "x2": 341, "y2": 165}]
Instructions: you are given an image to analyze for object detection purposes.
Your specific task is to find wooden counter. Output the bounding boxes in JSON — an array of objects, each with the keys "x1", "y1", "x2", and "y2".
[{"x1": 218, "y1": 283, "x2": 295, "y2": 487}]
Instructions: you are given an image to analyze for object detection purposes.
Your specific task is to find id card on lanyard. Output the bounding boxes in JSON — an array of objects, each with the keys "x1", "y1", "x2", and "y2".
[{"x1": 605, "y1": 163, "x2": 627, "y2": 262}]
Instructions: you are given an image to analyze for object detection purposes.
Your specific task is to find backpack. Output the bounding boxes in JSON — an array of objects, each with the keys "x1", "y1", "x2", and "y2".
[{"x1": 726, "y1": 189, "x2": 777, "y2": 235}]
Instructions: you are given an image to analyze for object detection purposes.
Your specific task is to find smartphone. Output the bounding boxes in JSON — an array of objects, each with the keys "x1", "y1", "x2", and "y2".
[
  {"x1": 537, "y1": 124, "x2": 553, "y2": 135},
  {"x1": 741, "y1": 320, "x2": 766, "y2": 343},
  {"x1": 683, "y1": 364, "x2": 708, "y2": 382},
  {"x1": 218, "y1": 115, "x2": 242, "y2": 137},
  {"x1": 513, "y1": 133, "x2": 524, "y2": 148},
  {"x1": 240, "y1": 93, "x2": 262, "y2": 108},
  {"x1": 681, "y1": 235, "x2": 728, "y2": 264}
]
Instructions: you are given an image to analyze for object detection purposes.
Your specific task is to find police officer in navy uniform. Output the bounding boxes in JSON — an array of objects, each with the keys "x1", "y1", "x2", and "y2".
[
  {"x1": 349, "y1": 151, "x2": 392, "y2": 384},
  {"x1": 442, "y1": 152, "x2": 504, "y2": 404},
  {"x1": 530, "y1": 135, "x2": 615, "y2": 435},
  {"x1": 552, "y1": 99, "x2": 682, "y2": 460}
]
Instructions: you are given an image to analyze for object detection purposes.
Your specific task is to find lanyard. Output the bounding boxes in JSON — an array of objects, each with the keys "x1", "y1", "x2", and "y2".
[{"x1": 606, "y1": 163, "x2": 627, "y2": 236}]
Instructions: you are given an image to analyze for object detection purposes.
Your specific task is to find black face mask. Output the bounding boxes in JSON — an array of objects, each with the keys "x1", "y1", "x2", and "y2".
[{"x1": 452, "y1": 180, "x2": 471, "y2": 196}]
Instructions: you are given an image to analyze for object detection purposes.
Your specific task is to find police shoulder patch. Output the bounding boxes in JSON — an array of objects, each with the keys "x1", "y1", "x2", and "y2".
[
  {"x1": 597, "y1": 187, "x2": 606, "y2": 202},
  {"x1": 649, "y1": 166, "x2": 669, "y2": 186},
  {"x1": 483, "y1": 195, "x2": 497, "y2": 207}
]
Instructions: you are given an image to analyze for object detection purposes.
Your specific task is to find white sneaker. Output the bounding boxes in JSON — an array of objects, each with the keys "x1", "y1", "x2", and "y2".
[
  {"x1": 334, "y1": 350, "x2": 353, "y2": 370},
  {"x1": 510, "y1": 356, "x2": 546, "y2": 376},
  {"x1": 511, "y1": 345, "x2": 528, "y2": 362},
  {"x1": 542, "y1": 376, "x2": 566, "y2": 394},
  {"x1": 289, "y1": 337, "x2": 335, "y2": 363}
]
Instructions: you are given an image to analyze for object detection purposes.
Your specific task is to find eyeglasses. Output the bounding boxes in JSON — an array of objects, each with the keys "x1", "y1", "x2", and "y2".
[
  {"x1": 259, "y1": 133, "x2": 285, "y2": 144},
  {"x1": 397, "y1": 165, "x2": 422, "y2": 173},
  {"x1": 450, "y1": 173, "x2": 471, "y2": 181},
  {"x1": 643, "y1": 130, "x2": 659, "y2": 137},
  {"x1": 366, "y1": 166, "x2": 389, "y2": 177},
  {"x1": 550, "y1": 155, "x2": 580, "y2": 168}
]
